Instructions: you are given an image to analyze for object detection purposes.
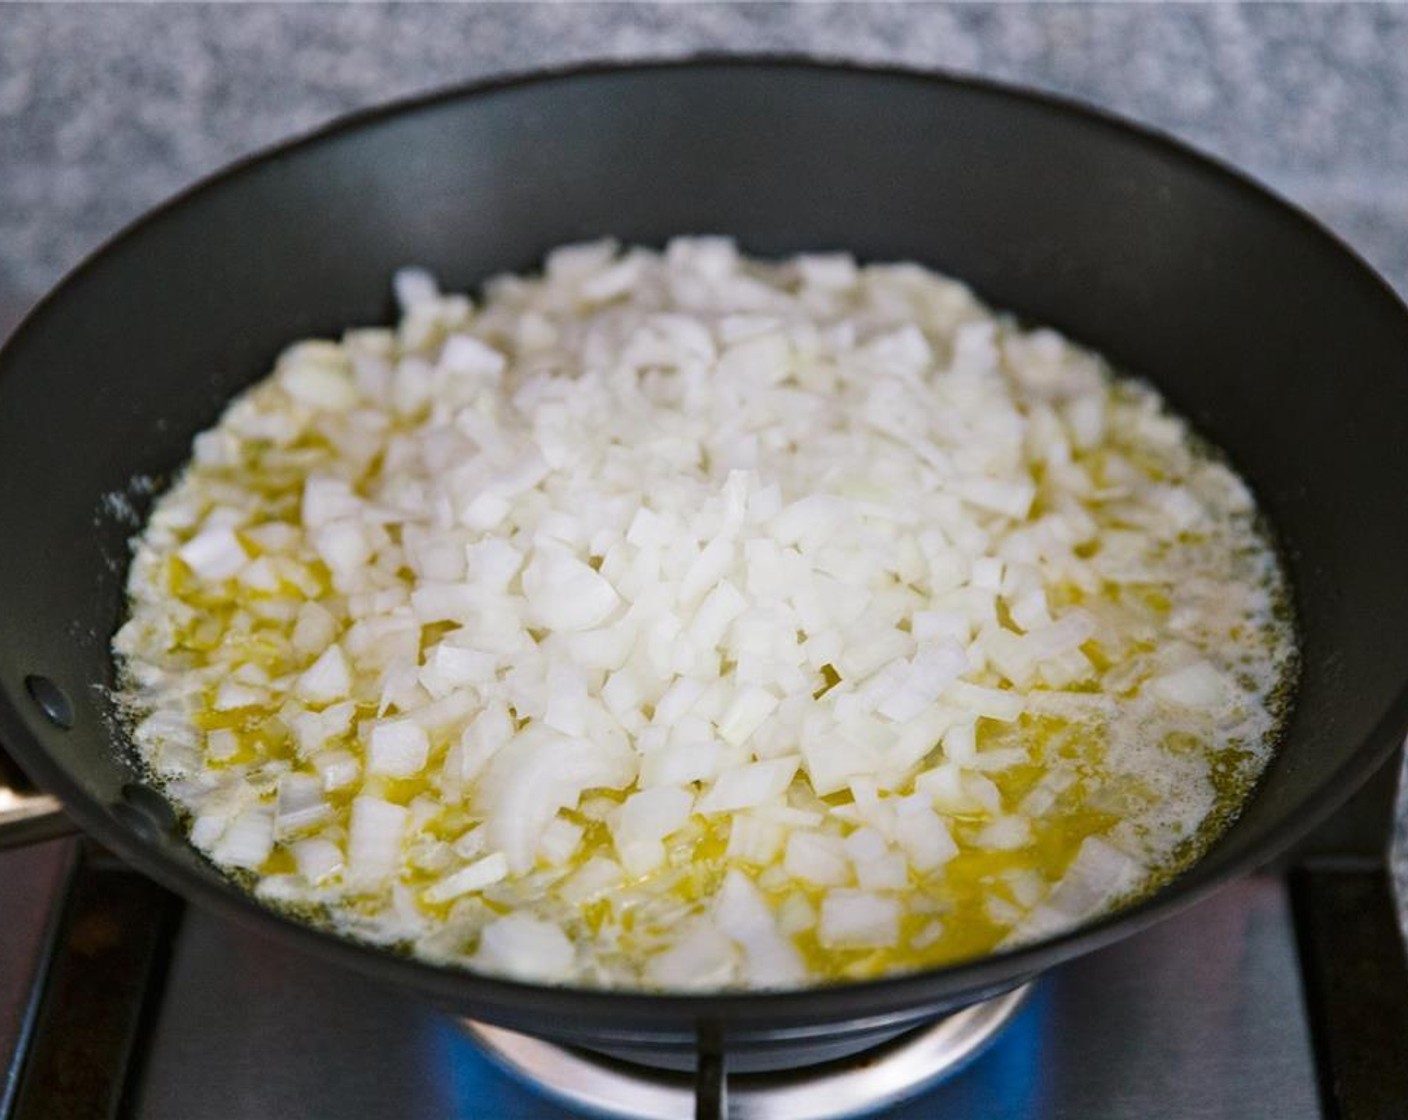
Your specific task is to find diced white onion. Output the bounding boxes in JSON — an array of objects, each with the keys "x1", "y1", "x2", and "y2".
[
  {"x1": 212, "y1": 810, "x2": 274, "y2": 869},
  {"x1": 422, "y1": 852, "x2": 510, "y2": 904},
  {"x1": 1148, "y1": 660, "x2": 1231, "y2": 710},
  {"x1": 347, "y1": 796, "x2": 408, "y2": 885},
  {"x1": 697, "y1": 757, "x2": 798, "y2": 814},
  {"x1": 115, "y1": 238, "x2": 1292, "y2": 992},
  {"x1": 178, "y1": 526, "x2": 248, "y2": 581},
  {"x1": 818, "y1": 890, "x2": 901, "y2": 948},
  {"x1": 292, "y1": 837, "x2": 344, "y2": 884},
  {"x1": 717, "y1": 686, "x2": 780, "y2": 747},
  {"x1": 295, "y1": 644, "x2": 351, "y2": 705},
  {"x1": 522, "y1": 547, "x2": 621, "y2": 632},
  {"x1": 645, "y1": 922, "x2": 739, "y2": 990},
  {"x1": 714, "y1": 870, "x2": 807, "y2": 987},
  {"x1": 783, "y1": 831, "x2": 851, "y2": 887},
  {"x1": 367, "y1": 718, "x2": 430, "y2": 777},
  {"x1": 476, "y1": 914, "x2": 576, "y2": 982}
]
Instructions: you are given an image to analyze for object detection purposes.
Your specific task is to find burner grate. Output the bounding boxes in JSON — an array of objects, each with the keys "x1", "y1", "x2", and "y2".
[{"x1": 1, "y1": 756, "x2": 1406, "y2": 1119}]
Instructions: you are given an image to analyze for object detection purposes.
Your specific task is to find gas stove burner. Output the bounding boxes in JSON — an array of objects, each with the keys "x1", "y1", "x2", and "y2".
[{"x1": 462, "y1": 983, "x2": 1032, "y2": 1119}]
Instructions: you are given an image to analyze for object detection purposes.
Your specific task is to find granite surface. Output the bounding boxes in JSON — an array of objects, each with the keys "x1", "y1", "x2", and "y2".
[
  {"x1": 1, "y1": 2, "x2": 1406, "y2": 916},
  {"x1": 5, "y1": 3, "x2": 1408, "y2": 323}
]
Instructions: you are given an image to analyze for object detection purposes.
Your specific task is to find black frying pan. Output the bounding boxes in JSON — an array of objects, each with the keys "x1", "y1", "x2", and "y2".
[{"x1": 2, "y1": 59, "x2": 1407, "y2": 1062}]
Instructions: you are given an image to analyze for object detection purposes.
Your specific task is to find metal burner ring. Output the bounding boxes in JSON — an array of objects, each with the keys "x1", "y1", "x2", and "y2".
[{"x1": 463, "y1": 983, "x2": 1033, "y2": 1119}]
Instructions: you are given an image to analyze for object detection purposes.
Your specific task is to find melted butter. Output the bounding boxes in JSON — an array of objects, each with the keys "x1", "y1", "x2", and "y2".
[
  {"x1": 130, "y1": 433, "x2": 1291, "y2": 983},
  {"x1": 114, "y1": 262, "x2": 1297, "y2": 990}
]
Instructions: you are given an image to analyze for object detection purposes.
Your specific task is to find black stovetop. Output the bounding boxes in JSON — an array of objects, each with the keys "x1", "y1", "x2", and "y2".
[{"x1": 3, "y1": 803, "x2": 1407, "y2": 1120}]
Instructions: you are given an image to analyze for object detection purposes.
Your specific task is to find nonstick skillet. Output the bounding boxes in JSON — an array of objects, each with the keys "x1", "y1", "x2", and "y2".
[{"x1": 1, "y1": 60, "x2": 1407, "y2": 1066}]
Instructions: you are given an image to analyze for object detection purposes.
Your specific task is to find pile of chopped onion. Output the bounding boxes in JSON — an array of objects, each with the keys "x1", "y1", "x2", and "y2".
[{"x1": 114, "y1": 238, "x2": 1294, "y2": 989}]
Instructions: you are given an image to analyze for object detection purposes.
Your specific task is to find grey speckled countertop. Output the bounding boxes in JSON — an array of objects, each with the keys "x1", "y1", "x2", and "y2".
[{"x1": 2, "y1": 2, "x2": 1406, "y2": 920}]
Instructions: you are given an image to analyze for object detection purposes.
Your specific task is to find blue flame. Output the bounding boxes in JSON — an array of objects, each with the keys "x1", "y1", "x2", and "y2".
[{"x1": 430, "y1": 988, "x2": 1046, "y2": 1119}]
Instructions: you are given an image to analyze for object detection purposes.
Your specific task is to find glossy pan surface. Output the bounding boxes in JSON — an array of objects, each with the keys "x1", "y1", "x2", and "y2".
[{"x1": 2, "y1": 59, "x2": 1407, "y2": 1052}]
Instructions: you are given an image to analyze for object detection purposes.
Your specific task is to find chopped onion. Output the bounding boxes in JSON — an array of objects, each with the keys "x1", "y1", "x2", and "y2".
[
  {"x1": 422, "y1": 852, "x2": 510, "y2": 904},
  {"x1": 213, "y1": 810, "x2": 274, "y2": 869},
  {"x1": 479, "y1": 729, "x2": 636, "y2": 873},
  {"x1": 645, "y1": 921, "x2": 739, "y2": 990},
  {"x1": 697, "y1": 757, "x2": 798, "y2": 814},
  {"x1": 717, "y1": 685, "x2": 780, "y2": 747},
  {"x1": 476, "y1": 914, "x2": 576, "y2": 982},
  {"x1": 115, "y1": 237, "x2": 1293, "y2": 991},
  {"x1": 818, "y1": 890, "x2": 901, "y2": 948},
  {"x1": 522, "y1": 546, "x2": 621, "y2": 632},
  {"x1": 347, "y1": 797, "x2": 408, "y2": 885},
  {"x1": 783, "y1": 831, "x2": 851, "y2": 887},
  {"x1": 295, "y1": 644, "x2": 351, "y2": 705},
  {"x1": 367, "y1": 718, "x2": 430, "y2": 777},
  {"x1": 714, "y1": 870, "x2": 806, "y2": 987},
  {"x1": 292, "y1": 837, "x2": 344, "y2": 884},
  {"x1": 1149, "y1": 660, "x2": 1231, "y2": 710},
  {"x1": 178, "y1": 525, "x2": 248, "y2": 581}
]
